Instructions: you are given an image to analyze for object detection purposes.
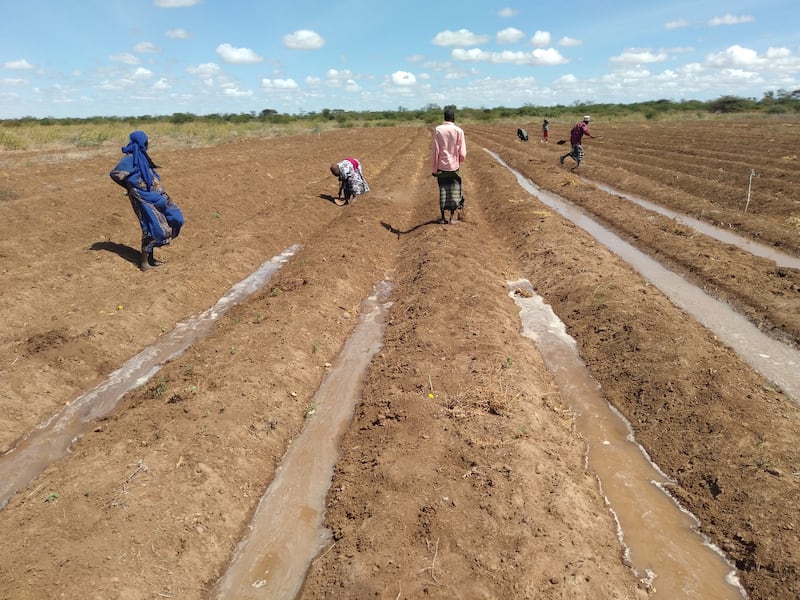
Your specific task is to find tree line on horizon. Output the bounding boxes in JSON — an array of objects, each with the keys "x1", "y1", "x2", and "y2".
[{"x1": 3, "y1": 90, "x2": 799, "y2": 128}]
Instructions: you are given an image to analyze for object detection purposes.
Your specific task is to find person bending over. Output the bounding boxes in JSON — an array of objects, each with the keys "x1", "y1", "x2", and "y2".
[{"x1": 330, "y1": 158, "x2": 370, "y2": 206}]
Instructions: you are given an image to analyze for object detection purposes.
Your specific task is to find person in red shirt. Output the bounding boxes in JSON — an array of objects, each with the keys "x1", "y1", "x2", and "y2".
[
  {"x1": 431, "y1": 106, "x2": 467, "y2": 223},
  {"x1": 560, "y1": 116, "x2": 595, "y2": 167}
]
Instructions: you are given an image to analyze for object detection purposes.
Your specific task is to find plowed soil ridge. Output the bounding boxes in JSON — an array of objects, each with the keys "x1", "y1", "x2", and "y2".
[
  {"x1": 0, "y1": 121, "x2": 798, "y2": 599},
  {"x1": 469, "y1": 124, "x2": 800, "y2": 347}
]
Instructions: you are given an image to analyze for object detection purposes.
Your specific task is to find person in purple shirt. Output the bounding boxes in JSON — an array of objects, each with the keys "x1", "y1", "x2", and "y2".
[{"x1": 560, "y1": 115, "x2": 596, "y2": 168}]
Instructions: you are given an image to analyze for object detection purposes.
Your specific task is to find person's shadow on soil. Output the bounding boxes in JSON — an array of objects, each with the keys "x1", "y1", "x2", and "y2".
[
  {"x1": 380, "y1": 219, "x2": 442, "y2": 239},
  {"x1": 89, "y1": 241, "x2": 141, "y2": 267},
  {"x1": 319, "y1": 193, "x2": 339, "y2": 205}
]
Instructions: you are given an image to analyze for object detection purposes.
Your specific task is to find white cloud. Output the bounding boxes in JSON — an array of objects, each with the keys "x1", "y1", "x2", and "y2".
[
  {"x1": 153, "y1": 78, "x2": 170, "y2": 90},
  {"x1": 326, "y1": 69, "x2": 356, "y2": 87},
  {"x1": 131, "y1": 67, "x2": 154, "y2": 80},
  {"x1": 1, "y1": 78, "x2": 27, "y2": 85},
  {"x1": 110, "y1": 53, "x2": 140, "y2": 65},
  {"x1": 610, "y1": 49, "x2": 669, "y2": 64},
  {"x1": 559, "y1": 37, "x2": 582, "y2": 47},
  {"x1": 714, "y1": 69, "x2": 761, "y2": 83},
  {"x1": 665, "y1": 19, "x2": 689, "y2": 30},
  {"x1": 262, "y1": 78, "x2": 299, "y2": 89},
  {"x1": 453, "y1": 48, "x2": 490, "y2": 61},
  {"x1": 166, "y1": 28, "x2": 190, "y2": 39},
  {"x1": 682, "y1": 62, "x2": 704, "y2": 75},
  {"x1": 615, "y1": 67, "x2": 652, "y2": 81},
  {"x1": 345, "y1": 79, "x2": 361, "y2": 92},
  {"x1": 706, "y1": 45, "x2": 764, "y2": 67},
  {"x1": 422, "y1": 59, "x2": 452, "y2": 71},
  {"x1": 134, "y1": 42, "x2": 160, "y2": 54},
  {"x1": 432, "y1": 29, "x2": 490, "y2": 47},
  {"x1": 765, "y1": 47, "x2": 792, "y2": 60},
  {"x1": 703, "y1": 44, "x2": 800, "y2": 76},
  {"x1": 708, "y1": 14, "x2": 755, "y2": 26},
  {"x1": 551, "y1": 51, "x2": 788, "y2": 105},
  {"x1": 283, "y1": 30, "x2": 325, "y2": 50},
  {"x1": 497, "y1": 28, "x2": 525, "y2": 44},
  {"x1": 391, "y1": 71, "x2": 417, "y2": 86},
  {"x1": 653, "y1": 69, "x2": 680, "y2": 83},
  {"x1": 531, "y1": 31, "x2": 551, "y2": 46},
  {"x1": 222, "y1": 84, "x2": 253, "y2": 97},
  {"x1": 186, "y1": 63, "x2": 220, "y2": 78},
  {"x1": 154, "y1": 0, "x2": 200, "y2": 7},
  {"x1": 3, "y1": 59, "x2": 35, "y2": 70},
  {"x1": 97, "y1": 80, "x2": 124, "y2": 91},
  {"x1": 452, "y1": 47, "x2": 568, "y2": 66},
  {"x1": 498, "y1": 8, "x2": 516, "y2": 18},
  {"x1": 216, "y1": 43, "x2": 263, "y2": 64},
  {"x1": 438, "y1": 75, "x2": 546, "y2": 109}
]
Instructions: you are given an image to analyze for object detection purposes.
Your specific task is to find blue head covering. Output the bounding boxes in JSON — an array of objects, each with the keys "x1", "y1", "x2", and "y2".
[{"x1": 121, "y1": 130, "x2": 157, "y2": 190}]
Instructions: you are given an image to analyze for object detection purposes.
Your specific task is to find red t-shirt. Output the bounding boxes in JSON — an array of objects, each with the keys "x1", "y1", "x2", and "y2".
[{"x1": 570, "y1": 122, "x2": 591, "y2": 145}]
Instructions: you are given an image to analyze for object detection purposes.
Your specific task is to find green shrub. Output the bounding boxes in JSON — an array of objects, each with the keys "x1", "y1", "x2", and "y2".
[{"x1": 0, "y1": 131, "x2": 27, "y2": 150}]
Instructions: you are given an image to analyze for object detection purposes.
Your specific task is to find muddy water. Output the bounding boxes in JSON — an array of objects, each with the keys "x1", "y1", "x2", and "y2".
[
  {"x1": 488, "y1": 150, "x2": 800, "y2": 404},
  {"x1": 509, "y1": 279, "x2": 747, "y2": 599},
  {"x1": 0, "y1": 245, "x2": 301, "y2": 510},
  {"x1": 212, "y1": 280, "x2": 393, "y2": 600}
]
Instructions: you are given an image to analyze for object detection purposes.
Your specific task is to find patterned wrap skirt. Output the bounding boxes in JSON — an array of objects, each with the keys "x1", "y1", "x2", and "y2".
[
  {"x1": 569, "y1": 143, "x2": 585, "y2": 162},
  {"x1": 436, "y1": 170, "x2": 462, "y2": 211}
]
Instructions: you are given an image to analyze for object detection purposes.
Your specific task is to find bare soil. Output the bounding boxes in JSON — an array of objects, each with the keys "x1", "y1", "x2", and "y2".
[{"x1": 0, "y1": 118, "x2": 798, "y2": 599}]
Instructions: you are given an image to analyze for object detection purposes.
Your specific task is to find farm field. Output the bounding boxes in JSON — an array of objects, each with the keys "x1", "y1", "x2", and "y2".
[{"x1": 0, "y1": 118, "x2": 798, "y2": 599}]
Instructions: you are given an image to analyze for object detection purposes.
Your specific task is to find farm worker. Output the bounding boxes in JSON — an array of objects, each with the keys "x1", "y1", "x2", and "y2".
[
  {"x1": 560, "y1": 115, "x2": 595, "y2": 167},
  {"x1": 431, "y1": 105, "x2": 467, "y2": 224},
  {"x1": 330, "y1": 158, "x2": 370, "y2": 206},
  {"x1": 110, "y1": 131, "x2": 185, "y2": 271},
  {"x1": 541, "y1": 118, "x2": 549, "y2": 143}
]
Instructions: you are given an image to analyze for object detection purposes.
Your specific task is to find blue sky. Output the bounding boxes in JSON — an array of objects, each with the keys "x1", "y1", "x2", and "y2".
[{"x1": 1, "y1": 0, "x2": 799, "y2": 119}]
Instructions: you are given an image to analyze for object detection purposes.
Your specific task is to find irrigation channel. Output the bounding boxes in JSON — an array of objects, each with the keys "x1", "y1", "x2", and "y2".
[
  {"x1": 509, "y1": 279, "x2": 745, "y2": 599},
  {"x1": 488, "y1": 150, "x2": 800, "y2": 405},
  {"x1": 0, "y1": 245, "x2": 301, "y2": 510}
]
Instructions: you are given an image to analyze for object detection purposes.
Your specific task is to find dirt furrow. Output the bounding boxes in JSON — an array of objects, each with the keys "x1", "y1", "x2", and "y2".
[
  {"x1": 0, "y1": 128, "x2": 417, "y2": 450},
  {"x1": 473, "y1": 122, "x2": 800, "y2": 231},
  {"x1": 0, "y1": 128, "x2": 428, "y2": 598},
  {"x1": 468, "y1": 131, "x2": 800, "y2": 345},
  {"x1": 467, "y1": 128, "x2": 800, "y2": 598},
  {"x1": 0, "y1": 122, "x2": 798, "y2": 599},
  {"x1": 300, "y1": 142, "x2": 642, "y2": 599},
  {"x1": 468, "y1": 127, "x2": 800, "y2": 345}
]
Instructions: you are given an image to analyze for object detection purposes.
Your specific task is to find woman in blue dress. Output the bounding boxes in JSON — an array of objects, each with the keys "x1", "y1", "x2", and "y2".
[{"x1": 110, "y1": 131, "x2": 184, "y2": 270}]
